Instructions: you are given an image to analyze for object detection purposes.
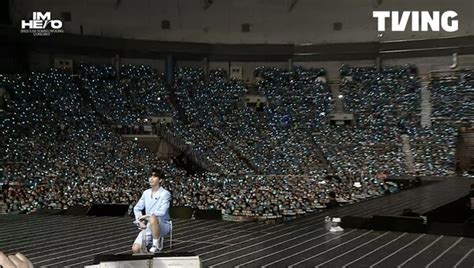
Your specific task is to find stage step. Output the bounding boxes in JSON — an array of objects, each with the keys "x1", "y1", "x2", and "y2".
[{"x1": 0, "y1": 202, "x2": 7, "y2": 214}]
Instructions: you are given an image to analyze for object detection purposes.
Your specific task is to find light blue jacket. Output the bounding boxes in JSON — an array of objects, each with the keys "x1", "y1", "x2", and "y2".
[{"x1": 133, "y1": 187, "x2": 171, "y2": 223}]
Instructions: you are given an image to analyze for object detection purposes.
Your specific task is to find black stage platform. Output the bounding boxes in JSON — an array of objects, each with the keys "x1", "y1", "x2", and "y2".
[{"x1": 1, "y1": 177, "x2": 473, "y2": 267}]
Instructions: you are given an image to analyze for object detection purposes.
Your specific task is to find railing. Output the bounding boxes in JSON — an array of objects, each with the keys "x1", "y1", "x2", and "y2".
[
  {"x1": 208, "y1": 127, "x2": 262, "y2": 174},
  {"x1": 159, "y1": 126, "x2": 220, "y2": 172}
]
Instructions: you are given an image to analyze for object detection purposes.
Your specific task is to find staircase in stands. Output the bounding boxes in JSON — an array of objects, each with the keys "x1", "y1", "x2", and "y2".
[
  {"x1": 401, "y1": 134, "x2": 416, "y2": 174},
  {"x1": 330, "y1": 82, "x2": 345, "y2": 113},
  {"x1": 420, "y1": 81, "x2": 432, "y2": 128}
]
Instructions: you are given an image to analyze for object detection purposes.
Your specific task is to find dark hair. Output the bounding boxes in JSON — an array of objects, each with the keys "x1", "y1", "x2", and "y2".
[{"x1": 149, "y1": 168, "x2": 165, "y2": 178}]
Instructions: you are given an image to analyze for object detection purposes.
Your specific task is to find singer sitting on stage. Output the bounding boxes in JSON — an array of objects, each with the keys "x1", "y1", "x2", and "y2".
[{"x1": 131, "y1": 169, "x2": 172, "y2": 253}]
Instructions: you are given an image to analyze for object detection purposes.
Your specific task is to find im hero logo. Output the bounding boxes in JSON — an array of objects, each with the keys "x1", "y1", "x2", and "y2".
[
  {"x1": 373, "y1": 11, "x2": 458, "y2": 32},
  {"x1": 21, "y1": 12, "x2": 64, "y2": 36}
]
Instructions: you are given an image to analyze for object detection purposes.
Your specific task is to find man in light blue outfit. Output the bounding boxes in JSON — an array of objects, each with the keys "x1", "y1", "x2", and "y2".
[{"x1": 131, "y1": 169, "x2": 171, "y2": 253}]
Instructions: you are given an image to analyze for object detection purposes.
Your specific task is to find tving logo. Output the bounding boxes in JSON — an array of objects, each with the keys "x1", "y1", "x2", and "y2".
[
  {"x1": 373, "y1": 11, "x2": 458, "y2": 32},
  {"x1": 21, "y1": 12, "x2": 64, "y2": 36}
]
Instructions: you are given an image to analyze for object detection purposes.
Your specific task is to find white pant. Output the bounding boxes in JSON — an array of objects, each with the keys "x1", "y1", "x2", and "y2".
[{"x1": 133, "y1": 219, "x2": 170, "y2": 246}]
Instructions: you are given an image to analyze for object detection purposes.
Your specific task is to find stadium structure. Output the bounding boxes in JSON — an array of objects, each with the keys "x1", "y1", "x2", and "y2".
[{"x1": 1, "y1": 0, "x2": 474, "y2": 267}]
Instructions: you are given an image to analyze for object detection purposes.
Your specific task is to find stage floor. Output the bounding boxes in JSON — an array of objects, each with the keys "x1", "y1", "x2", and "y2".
[{"x1": 1, "y1": 178, "x2": 473, "y2": 267}]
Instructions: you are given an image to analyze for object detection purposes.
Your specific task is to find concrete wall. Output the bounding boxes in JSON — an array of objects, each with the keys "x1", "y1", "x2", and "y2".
[
  {"x1": 176, "y1": 60, "x2": 204, "y2": 69},
  {"x1": 382, "y1": 54, "x2": 474, "y2": 75},
  {"x1": 10, "y1": 0, "x2": 473, "y2": 44},
  {"x1": 24, "y1": 52, "x2": 474, "y2": 79},
  {"x1": 26, "y1": 52, "x2": 167, "y2": 73},
  {"x1": 29, "y1": 52, "x2": 52, "y2": 72},
  {"x1": 230, "y1": 61, "x2": 289, "y2": 82},
  {"x1": 121, "y1": 58, "x2": 166, "y2": 73},
  {"x1": 209, "y1": 61, "x2": 230, "y2": 76},
  {"x1": 295, "y1": 60, "x2": 376, "y2": 81}
]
